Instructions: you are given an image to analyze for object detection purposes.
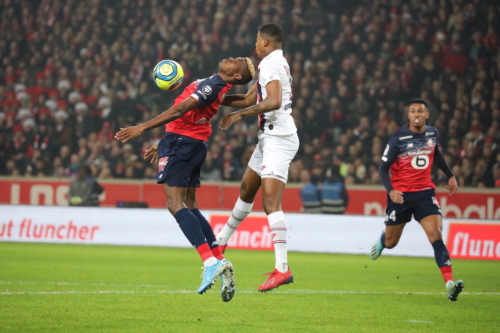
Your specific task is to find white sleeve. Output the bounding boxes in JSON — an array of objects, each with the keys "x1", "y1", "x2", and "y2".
[{"x1": 260, "y1": 62, "x2": 280, "y2": 86}]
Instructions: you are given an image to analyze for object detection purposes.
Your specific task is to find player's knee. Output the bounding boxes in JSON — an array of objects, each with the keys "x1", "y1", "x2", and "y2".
[
  {"x1": 262, "y1": 198, "x2": 279, "y2": 215},
  {"x1": 239, "y1": 184, "x2": 256, "y2": 202},
  {"x1": 427, "y1": 229, "x2": 443, "y2": 243},
  {"x1": 384, "y1": 236, "x2": 399, "y2": 249},
  {"x1": 167, "y1": 198, "x2": 185, "y2": 215}
]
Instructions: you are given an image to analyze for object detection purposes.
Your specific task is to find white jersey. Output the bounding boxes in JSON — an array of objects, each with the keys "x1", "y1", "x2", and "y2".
[{"x1": 257, "y1": 50, "x2": 297, "y2": 136}]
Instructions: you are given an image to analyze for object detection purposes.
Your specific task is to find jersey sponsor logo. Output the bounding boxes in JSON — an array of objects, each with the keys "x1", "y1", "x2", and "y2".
[
  {"x1": 158, "y1": 156, "x2": 169, "y2": 172},
  {"x1": 426, "y1": 132, "x2": 435, "y2": 136},
  {"x1": 202, "y1": 85, "x2": 212, "y2": 95},
  {"x1": 283, "y1": 103, "x2": 292, "y2": 110},
  {"x1": 407, "y1": 149, "x2": 433, "y2": 156},
  {"x1": 427, "y1": 139, "x2": 434, "y2": 147},
  {"x1": 399, "y1": 135, "x2": 413, "y2": 140}
]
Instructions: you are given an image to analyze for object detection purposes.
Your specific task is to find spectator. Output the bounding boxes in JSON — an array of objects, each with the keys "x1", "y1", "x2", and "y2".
[
  {"x1": 0, "y1": 0, "x2": 497, "y2": 191},
  {"x1": 68, "y1": 165, "x2": 104, "y2": 207},
  {"x1": 321, "y1": 165, "x2": 349, "y2": 214},
  {"x1": 299, "y1": 171, "x2": 322, "y2": 214}
]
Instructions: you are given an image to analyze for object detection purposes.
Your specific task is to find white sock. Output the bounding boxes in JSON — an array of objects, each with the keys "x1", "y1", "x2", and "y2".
[
  {"x1": 268, "y1": 211, "x2": 288, "y2": 273},
  {"x1": 217, "y1": 197, "x2": 254, "y2": 245},
  {"x1": 203, "y1": 257, "x2": 218, "y2": 267}
]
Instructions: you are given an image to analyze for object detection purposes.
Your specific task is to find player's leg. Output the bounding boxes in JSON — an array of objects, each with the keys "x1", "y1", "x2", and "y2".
[
  {"x1": 186, "y1": 186, "x2": 235, "y2": 301},
  {"x1": 257, "y1": 176, "x2": 294, "y2": 292},
  {"x1": 216, "y1": 143, "x2": 263, "y2": 250},
  {"x1": 370, "y1": 223, "x2": 406, "y2": 259},
  {"x1": 257, "y1": 133, "x2": 298, "y2": 292},
  {"x1": 371, "y1": 198, "x2": 411, "y2": 260},
  {"x1": 185, "y1": 187, "x2": 224, "y2": 259},
  {"x1": 158, "y1": 135, "x2": 225, "y2": 294},
  {"x1": 163, "y1": 183, "x2": 218, "y2": 268},
  {"x1": 418, "y1": 212, "x2": 464, "y2": 301}
]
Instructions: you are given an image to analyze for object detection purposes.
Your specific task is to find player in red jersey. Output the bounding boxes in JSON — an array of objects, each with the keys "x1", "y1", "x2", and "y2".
[
  {"x1": 115, "y1": 57, "x2": 255, "y2": 301},
  {"x1": 371, "y1": 98, "x2": 464, "y2": 302}
]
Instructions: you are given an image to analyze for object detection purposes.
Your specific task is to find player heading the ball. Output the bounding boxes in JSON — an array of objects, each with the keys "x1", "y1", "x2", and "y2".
[{"x1": 115, "y1": 57, "x2": 255, "y2": 302}]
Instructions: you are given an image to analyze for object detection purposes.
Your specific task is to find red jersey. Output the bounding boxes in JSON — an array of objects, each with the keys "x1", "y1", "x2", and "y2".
[
  {"x1": 381, "y1": 125, "x2": 439, "y2": 192},
  {"x1": 166, "y1": 74, "x2": 232, "y2": 141}
]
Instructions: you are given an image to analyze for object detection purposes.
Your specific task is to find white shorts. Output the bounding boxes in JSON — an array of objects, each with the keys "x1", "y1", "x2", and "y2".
[{"x1": 248, "y1": 131, "x2": 299, "y2": 183}]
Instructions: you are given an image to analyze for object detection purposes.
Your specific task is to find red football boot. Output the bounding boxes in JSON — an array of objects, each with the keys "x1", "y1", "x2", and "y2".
[{"x1": 257, "y1": 268, "x2": 294, "y2": 292}]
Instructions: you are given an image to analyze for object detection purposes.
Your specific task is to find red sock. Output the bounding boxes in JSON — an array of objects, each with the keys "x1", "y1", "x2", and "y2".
[
  {"x1": 440, "y1": 266, "x2": 453, "y2": 282},
  {"x1": 211, "y1": 246, "x2": 225, "y2": 260},
  {"x1": 196, "y1": 243, "x2": 213, "y2": 262}
]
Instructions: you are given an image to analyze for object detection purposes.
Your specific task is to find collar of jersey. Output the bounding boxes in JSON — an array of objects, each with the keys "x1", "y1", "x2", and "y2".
[{"x1": 263, "y1": 49, "x2": 283, "y2": 60}]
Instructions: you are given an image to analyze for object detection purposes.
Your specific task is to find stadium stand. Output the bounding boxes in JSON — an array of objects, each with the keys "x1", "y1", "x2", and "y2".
[{"x1": 1, "y1": 0, "x2": 499, "y2": 188}]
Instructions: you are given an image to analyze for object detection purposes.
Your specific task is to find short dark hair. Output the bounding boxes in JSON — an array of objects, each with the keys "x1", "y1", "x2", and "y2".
[
  {"x1": 408, "y1": 98, "x2": 427, "y2": 107},
  {"x1": 259, "y1": 23, "x2": 284, "y2": 43}
]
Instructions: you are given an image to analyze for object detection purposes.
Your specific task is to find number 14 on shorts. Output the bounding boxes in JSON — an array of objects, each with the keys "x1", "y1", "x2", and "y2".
[{"x1": 387, "y1": 210, "x2": 396, "y2": 221}]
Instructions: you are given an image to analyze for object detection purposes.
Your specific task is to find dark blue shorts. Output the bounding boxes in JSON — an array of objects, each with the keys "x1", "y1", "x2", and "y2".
[
  {"x1": 156, "y1": 133, "x2": 208, "y2": 187},
  {"x1": 385, "y1": 189, "x2": 441, "y2": 225}
]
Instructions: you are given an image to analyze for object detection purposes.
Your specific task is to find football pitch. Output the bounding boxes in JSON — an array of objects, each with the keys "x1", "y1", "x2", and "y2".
[{"x1": 1, "y1": 243, "x2": 499, "y2": 332}]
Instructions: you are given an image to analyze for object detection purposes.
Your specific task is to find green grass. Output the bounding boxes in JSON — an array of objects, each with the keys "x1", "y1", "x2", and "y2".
[{"x1": 0, "y1": 243, "x2": 499, "y2": 332}]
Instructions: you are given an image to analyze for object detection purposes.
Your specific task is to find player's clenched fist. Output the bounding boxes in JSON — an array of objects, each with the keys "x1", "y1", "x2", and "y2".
[{"x1": 389, "y1": 190, "x2": 404, "y2": 204}]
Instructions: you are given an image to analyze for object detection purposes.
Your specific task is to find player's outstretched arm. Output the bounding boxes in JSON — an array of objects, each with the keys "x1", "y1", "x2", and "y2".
[
  {"x1": 114, "y1": 97, "x2": 199, "y2": 143},
  {"x1": 221, "y1": 83, "x2": 257, "y2": 108},
  {"x1": 220, "y1": 80, "x2": 281, "y2": 129}
]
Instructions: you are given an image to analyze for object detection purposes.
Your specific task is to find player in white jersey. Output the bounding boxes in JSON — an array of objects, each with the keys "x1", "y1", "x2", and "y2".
[{"x1": 217, "y1": 23, "x2": 299, "y2": 292}]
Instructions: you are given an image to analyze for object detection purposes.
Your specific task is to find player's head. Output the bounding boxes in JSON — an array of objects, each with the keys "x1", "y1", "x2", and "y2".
[
  {"x1": 408, "y1": 98, "x2": 429, "y2": 129},
  {"x1": 255, "y1": 23, "x2": 284, "y2": 58},
  {"x1": 218, "y1": 57, "x2": 255, "y2": 85}
]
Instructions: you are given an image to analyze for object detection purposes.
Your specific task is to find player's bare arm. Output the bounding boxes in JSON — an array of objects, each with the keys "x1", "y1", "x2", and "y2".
[
  {"x1": 221, "y1": 83, "x2": 258, "y2": 108},
  {"x1": 220, "y1": 80, "x2": 281, "y2": 130},
  {"x1": 114, "y1": 97, "x2": 199, "y2": 142},
  {"x1": 144, "y1": 143, "x2": 159, "y2": 164}
]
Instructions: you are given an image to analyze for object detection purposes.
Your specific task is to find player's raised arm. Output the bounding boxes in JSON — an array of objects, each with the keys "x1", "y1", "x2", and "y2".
[
  {"x1": 220, "y1": 80, "x2": 281, "y2": 130},
  {"x1": 114, "y1": 97, "x2": 199, "y2": 143},
  {"x1": 222, "y1": 83, "x2": 258, "y2": 108}
]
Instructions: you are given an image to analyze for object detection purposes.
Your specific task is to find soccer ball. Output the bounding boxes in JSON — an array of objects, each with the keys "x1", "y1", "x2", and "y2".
[{"x1": 152, "y1": 60, "x2": 184, "y2": 90}]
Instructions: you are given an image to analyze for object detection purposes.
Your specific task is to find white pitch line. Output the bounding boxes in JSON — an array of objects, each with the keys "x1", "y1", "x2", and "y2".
[
  {"x1": 1, "y1": 289, "x2": 499, "y2": 296},
  {"x1": 0, "y1": 281, "x2": 172, "y2": 288},
  {"x1": 404, "y1": 320, "x2": 434, "y2": 324}
]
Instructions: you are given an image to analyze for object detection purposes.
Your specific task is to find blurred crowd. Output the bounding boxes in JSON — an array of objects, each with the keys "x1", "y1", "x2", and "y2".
[{"x1": 1, "y1": 0, "x2": 500, "y2": 188}]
